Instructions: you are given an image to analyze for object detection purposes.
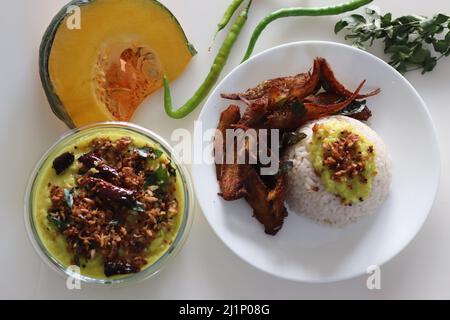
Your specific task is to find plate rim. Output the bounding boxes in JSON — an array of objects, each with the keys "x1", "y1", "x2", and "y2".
[{"x1": 193, "y1": 40, "x2": 441, "y2": 283}]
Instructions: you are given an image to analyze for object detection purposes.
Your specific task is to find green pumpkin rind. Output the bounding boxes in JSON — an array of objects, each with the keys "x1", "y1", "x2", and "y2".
[
  {"x1": 39, "y1": 0, "x2": 197, "y2": 129},
  {"x1": 39, "y1": 0, "x2": 84, "y2": 128}
]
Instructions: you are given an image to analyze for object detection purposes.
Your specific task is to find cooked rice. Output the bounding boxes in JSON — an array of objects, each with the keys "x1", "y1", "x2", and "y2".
[{"x1": 283, "y1": 115, "x2": 392, "y2": 227}]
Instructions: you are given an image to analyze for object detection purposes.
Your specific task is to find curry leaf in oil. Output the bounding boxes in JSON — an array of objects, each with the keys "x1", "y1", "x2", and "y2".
[
  {"x1": 338, "y1": 100, "x2": 367, "y2": 116},
  {"x1": 278, "y1": 161, "x2": 294, "y2": 175},
  {"x1": 47, "y1": 214, "x2": 69, "y2": 232},
  {"x1": 144, "y1": 166, "x2": 170, "y2": 189},
  {"x1": 280, "y1": 132, "x2": 307, "y2": 149},
  {"x1": 136, "y1": 147, "x2": 152, "y2": 159},
  {"x1": 291, "y1": 100, "x2": 306, "y2": 117},
  {"x1": 131, "y1": 201, "x2": 146, "y2": 213},
  {"x1": 63, "y1": 188, "x2": 74, "y2": 209},
  {"x1": 136, "y1": 147, "x2": 163, "y2": 160}
]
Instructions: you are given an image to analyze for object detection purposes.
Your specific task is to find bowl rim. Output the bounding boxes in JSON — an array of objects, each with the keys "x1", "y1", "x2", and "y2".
[{"x1": 24, "y1": 121, "x2": 195, "y2": 287}]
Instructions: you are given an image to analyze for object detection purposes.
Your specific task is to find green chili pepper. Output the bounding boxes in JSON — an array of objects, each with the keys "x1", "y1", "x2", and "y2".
[
  {"x1": 241, "y1": 0, "x2": 373, "y2": 62},
  {"x1": 163, "y1": 0, "x2": 252, "y2": 119},
  {"x1": 214, "y1": 0, "x2": 245, "y2": 40}
]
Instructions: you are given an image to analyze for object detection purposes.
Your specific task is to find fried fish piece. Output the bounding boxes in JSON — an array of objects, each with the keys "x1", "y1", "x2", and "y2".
[
  {"x1": 303, "y1": 80, "x2": 366, "y2": 121},
  {"x1": 214, "y1": 105, "x2": 241, "y2": 180},
  {"x1": 304, "y1": 90, "x2": 372, "y2": 122},
  {"x1": 221, "y1": 72, "x2": 310, "y2": 101},
  {"x1": 264, "y1": 101, "x2": 304, "y2": 132},
  {"x1": 244, "y1": 168, "x2": 287, "y2": 235},
  {"x1": 219, "y1": 163, "x2": 248, "y2": 201},
  {"x1": 221, "y1": 58, "x2": 323, "y2": 104},
  {"x1": 223, "y1": 59, "x2": 323, "y2": 129},
  {"x1": 303, "y1": 92, "x2": 341, "y2": 105},
  {"x1": 289, "y1": 57, "x2": 322, "y2": 100},
  {"x1": 215, "y1": 57, "x2": 379, "y2": 236},
  {"x1": 215, "y1": 107, "x2": 249, "y2": 201},
  {"x1": 236, "y1": 96, "x2": 269, "y2": 128},
  {"x1": 319, "y1": 57, "x2": 380, "y2": 99},
  {"x1": 265, "y1": 80, "x2": 366, "y2": 131}
]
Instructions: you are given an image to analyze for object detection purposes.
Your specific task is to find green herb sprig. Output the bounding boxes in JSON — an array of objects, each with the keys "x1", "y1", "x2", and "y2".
[{"x1": 335, "y1": 7, "x2": 450, "y2": 74}]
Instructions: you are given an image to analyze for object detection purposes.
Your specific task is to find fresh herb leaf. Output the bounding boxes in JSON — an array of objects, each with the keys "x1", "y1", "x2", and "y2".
[
  {"x1": 422, "y1": 57, "x2": 437, "y2": 73},
  {"x1": 409, "y1": 47, "x2": 431, "y2": 64},
  {"x1": 436, "y1": 14, "x2": 450, "y2": 25},
  {"x1": 335, "y1": 20, "x2": 349, "y2": 34},
  {"x1": 63, "y1": 188, "x2": 74, "y2": 209},
  {"x1": 433, "y1": 39, "x2": 450, "y2": 53},
  {"x1": 420, "y1": 19, "x2": 440, "y2": 33},
  {"x1": 381, "y1": 13, "x2": 392, "y2": 26},
  {"x1": 335, "y1": 10, "x2": 450, "y2": 74}
]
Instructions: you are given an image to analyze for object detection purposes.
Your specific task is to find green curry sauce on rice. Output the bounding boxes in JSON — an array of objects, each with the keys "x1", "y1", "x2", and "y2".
[
  {"x1": 309, "y1": 118, "x2": 377, "y2": 205},
  {"x1": 284, "y1": 116, "x2": 391, "y2": 227}
]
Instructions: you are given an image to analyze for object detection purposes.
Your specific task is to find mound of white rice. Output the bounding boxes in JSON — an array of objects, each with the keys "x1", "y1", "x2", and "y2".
[{"x1": 283, "y1": 115, "x2": 392, "y2": 227}]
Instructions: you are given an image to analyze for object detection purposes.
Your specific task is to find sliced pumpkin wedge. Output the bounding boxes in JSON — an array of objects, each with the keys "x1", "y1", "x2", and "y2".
[{"x1": 40, "y1": 0, "x2": 196, "y2": 128}]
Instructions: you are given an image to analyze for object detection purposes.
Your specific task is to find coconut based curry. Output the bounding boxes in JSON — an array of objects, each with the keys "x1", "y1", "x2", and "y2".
[
  {"x1": 32, "y1": 129, "x2": 184, "y2": 279},
  {"x1": 309, "y1": 119, "x2": 377, "y2": 205}
]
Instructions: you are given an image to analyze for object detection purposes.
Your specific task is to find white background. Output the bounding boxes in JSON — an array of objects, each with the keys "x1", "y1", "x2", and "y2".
[{"x1": 0, "y1": 0, "x2": 449, "y2": 299}]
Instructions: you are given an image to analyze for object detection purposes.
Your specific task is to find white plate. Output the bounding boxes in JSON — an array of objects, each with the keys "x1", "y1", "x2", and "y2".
[{"x1": 192, "y1": 41, "x2": 440, "y2": 283}]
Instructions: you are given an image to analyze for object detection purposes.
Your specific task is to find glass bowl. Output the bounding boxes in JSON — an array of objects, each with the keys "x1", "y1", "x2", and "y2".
[{"x1": 24, "y1": 122, "x2": 195, "y2": 286}]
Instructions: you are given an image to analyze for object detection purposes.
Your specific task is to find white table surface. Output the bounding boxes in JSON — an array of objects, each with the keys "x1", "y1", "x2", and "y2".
[{"x1": 1, "y1": 0, "x2": 449, "y2": 299}]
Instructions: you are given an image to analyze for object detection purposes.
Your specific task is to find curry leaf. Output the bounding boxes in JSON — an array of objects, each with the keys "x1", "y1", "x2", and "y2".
[
  {"x1": 136, "y1": 147, "x2": 163, "y2": 160},
  {"x1": 64, "y1": 188, "x2": 74, "y2": 209},
  {"x1": 131, "y1": 201, "x2": 146, "y2": 213},
  {"x1": 334, "y1": 20, "x2": 349, "y2": 34},
  {"x1": 336, "y1": 11, "x2": 450, "y2": 74},
  {"x1": 435, "y1": 14, "x2": 450, "y2": 25},
  {"x1": 153, "y1": 149, "x2": 163, "y2": 159},
  {"x1": 381, "y1": 13, "x2": 392, "y2": 26},
  {"x1": 280, "y1": 132, "x2": 307, "y2": 149},
  {"x1": 409, "y1": 47, "x2": 431, "y2": 64},
  {"x1": 108, "y1": 219, "x2": 120, "y2": 226},
  {"x1": 278, "y1": 161, "x2": 294, "y2": 175},
  {"x1": 136, "y1": 147, "x2": 152, "y2": 158},
  {"x1": 422, "y1": 57, "x2": 437, "y2": 73},
  {"x1": 167, "y1": 162, "x2": 177, "y2": 177},
  {"x1": 144, "y1": 166, "x2": 170, "y2": 188},
  {"x1": 338, "y1": 100, "x2": 367, "y2": 116},
  {"x1": 433, "y1": 39, "x2": 450, "y2": 53},
  {"x1": 47, "y1": 214, "x2": 69, "y2": 232},
  {"x1": 291, "y1": 100, "x2": 306, "y2": 117}
]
